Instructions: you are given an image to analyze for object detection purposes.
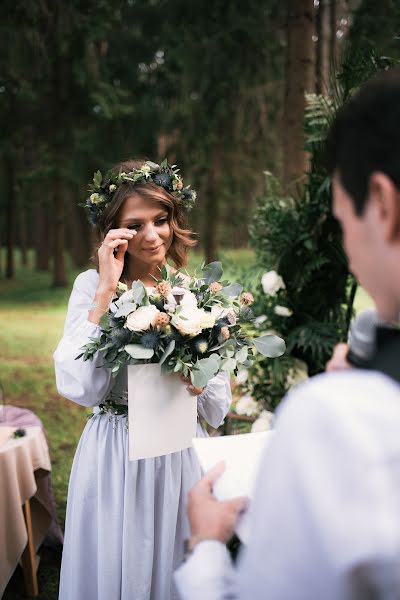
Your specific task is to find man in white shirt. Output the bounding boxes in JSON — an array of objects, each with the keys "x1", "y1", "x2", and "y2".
[{"x1": 175, "y1": 68, "x2": 400, "y2": 599}]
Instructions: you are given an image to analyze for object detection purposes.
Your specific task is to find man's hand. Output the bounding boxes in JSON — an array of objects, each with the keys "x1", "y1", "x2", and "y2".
[
  {"x1": 188, "y1": 462, "x2": 248, "y2": 544},
  {"x1": 326, "y1": 342, "x2": 351, "y2": 372}
]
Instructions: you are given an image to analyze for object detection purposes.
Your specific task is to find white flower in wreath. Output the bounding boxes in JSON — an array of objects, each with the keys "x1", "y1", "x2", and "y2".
[
  {"x1": 235, "y1": 395, "x2": 259, "y2": 417},
  {"x1": 251, "y1": 410, "x2": 274, "y2": 433},
  {"x1": 125, "y1": 305, "x2": 160, "y2": 332},
  {"x1": 261, "y1": 271, "x2": 285, "y2": 296},
  {"x1": 274, "y1": 305, "x2": 293, "y2": 317}
]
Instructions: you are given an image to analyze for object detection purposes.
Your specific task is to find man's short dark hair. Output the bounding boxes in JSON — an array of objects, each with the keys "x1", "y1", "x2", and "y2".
[{"x1": 326, "y1": 67, "x2": 400, "y2": 215}]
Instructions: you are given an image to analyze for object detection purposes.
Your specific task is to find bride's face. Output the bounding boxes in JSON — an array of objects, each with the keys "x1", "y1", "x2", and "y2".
[{"x1": 117, "y1": 193, "x2": 172, "y2": 266}]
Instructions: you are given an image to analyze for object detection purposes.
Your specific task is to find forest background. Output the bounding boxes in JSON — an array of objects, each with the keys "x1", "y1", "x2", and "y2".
[{"x1": 1, "y1": 1, "x2": 400, "y2": 597}]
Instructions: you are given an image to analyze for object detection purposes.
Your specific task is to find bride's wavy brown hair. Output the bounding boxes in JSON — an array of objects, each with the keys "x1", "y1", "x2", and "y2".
[{"x1": 92, "y1": 159, "x2": 197, "y2": 274}]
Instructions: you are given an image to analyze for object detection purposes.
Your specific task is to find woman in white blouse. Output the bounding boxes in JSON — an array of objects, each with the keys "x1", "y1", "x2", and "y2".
[{"x1": 54, "y1": 159, "x2": 231, "y2": 600}]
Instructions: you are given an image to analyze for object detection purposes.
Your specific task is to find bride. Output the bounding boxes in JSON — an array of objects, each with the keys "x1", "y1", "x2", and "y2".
[{"x1": 54, "y1": 159, "x2": 231, "y2": 600}]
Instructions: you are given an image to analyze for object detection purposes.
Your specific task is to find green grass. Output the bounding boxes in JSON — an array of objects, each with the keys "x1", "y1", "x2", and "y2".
[{"x1": 0, "y1": 247, "x2": 374, "y2": 598}]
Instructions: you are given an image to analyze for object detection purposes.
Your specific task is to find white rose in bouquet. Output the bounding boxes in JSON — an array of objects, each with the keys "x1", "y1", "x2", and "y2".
[
  {"x1": 261, "y1": 271, "x2": 285, "y2": 296},
  {"x1": 125, "y1": 305, "x2": 160, "y2": 332},
  {"x1": 172, "y1": 304, "x2": 215, "y2": 337},
  {"x1": 251, "y1": 410, "x2": 274, "y2": 433},
  {"x1": 179, "y1": 290, "x2": 198, "y2": 308},
  {"x1": 235, "y1": 395, "x2": 259, "y2": 417}
]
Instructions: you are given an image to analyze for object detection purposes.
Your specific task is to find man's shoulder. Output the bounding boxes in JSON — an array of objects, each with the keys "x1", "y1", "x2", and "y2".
[{"x1": 276, "y1": 370, "x2": 400, "y2": 444}]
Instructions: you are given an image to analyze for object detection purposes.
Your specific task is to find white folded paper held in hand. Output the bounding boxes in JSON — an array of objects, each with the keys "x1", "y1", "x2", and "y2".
[
  {"x1": 192, "y1": 430, "x2": 273, "y2": 543},
  {"x1": 128, "y1": 364, "x2": 197, "y2": 460}
]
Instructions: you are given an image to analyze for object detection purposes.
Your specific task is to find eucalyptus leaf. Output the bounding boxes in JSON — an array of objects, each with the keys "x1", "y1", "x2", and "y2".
[
  {"x1": 114, "y1": 302, "x2": 137, "y2": 318},
  {"x1": 131, "y1": 280, "x2": 147, "y2": 305},
  {"x1": 160, "y1": 340, "x2": 176, "y2": 365},
  {"x1": 220, "y1": 357, "x2": 237, "y2": 371},
  {"x1": 191, "y1": 355, "x2": 220, "y2": 388},
  {"x1": 253, "y1": 335, "x2": 286, "y2": 358},
  {"x1": 201, "y1": 261, "x2": 223, "y2": 284},
  {"x1": 236, "y1": 346, "x2": 248, "y2": 363},
  {"x1": 221, "y1": 283, "x2": 243, "y2": 297},
  {"x1": 124, "y1": 344, "x2": 154, "y2": 359}
]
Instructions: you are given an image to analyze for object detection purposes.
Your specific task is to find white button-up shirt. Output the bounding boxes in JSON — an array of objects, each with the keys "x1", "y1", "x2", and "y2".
[{"x1": 175, "y1": 370, "x2": 400, "y2": 599}]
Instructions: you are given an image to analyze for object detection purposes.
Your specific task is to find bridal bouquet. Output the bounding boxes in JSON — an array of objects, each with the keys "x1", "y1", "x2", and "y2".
[{"x1": 78, "y1": 262, "x2": 285, "y2": 388}]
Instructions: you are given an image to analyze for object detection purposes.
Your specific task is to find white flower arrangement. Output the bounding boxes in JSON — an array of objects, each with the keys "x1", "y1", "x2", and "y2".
[{"x1": 78, "y1": 262, "x2": 286, "y2": 388}]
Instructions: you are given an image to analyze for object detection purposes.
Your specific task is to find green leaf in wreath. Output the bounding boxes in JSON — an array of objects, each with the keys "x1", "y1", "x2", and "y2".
[
  {"x1": 253, "y1": 335, "x2": 286, "y2": 358},
  {"x1": 124, "y1": 344, "x2": 154, "y2": 359}
]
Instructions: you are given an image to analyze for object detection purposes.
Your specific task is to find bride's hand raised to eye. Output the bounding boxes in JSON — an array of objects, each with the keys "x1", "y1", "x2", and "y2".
[{"x1": 97, "y1": 228, "x2": 136, "y2": 293}]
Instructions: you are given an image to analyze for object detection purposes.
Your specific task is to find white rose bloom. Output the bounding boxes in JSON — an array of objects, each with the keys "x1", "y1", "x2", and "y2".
[
  {"x1": 235, "y1": 368, "x2": 249, "y2": 385},
  {"x1": 235, "y1": 395, "x2": 259, "y2": 417},
  {"x1": 261, "y1": 271, "x2": 285, "y2": 296},
  {"x1": 172, "y1": 305, "x2": 214, "y2": 337},
  {"x1": 251, "y1": 410, "x2": 274, "y2": 433},
  {"x1": 274, "y1": 305, "x2": 293, "y2": 317},
  {"x1": 199, "y1": 309, "x2": 216, "y2": 329},
  {"x1": 125, "y1": 305, "x2": 160, "y2": 332},
  {"x1": 179, "y1": 290, "x2": 198, "y2": 308}
]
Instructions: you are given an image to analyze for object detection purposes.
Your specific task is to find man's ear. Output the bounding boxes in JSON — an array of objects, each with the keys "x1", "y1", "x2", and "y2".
[{"x1": 368, "y1": 172, "x2": 400, "y2": 241}]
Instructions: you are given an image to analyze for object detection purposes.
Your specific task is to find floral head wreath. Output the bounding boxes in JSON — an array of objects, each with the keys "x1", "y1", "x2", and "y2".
[{"x1": 83, "y1": 159, "x2": 197, "y2": 226}]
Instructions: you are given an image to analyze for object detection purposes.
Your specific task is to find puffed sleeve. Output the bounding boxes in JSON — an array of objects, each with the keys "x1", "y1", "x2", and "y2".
[
  {"x1": 197, "y1": 372, "x2": 231, "y2": 429},
  {"x1": 53, "y1": 269, "x2": 112, "y2": 407}
]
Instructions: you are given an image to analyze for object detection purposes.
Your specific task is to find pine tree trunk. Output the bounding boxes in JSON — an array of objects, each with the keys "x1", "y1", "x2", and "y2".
[
  {"x1": 316, "y1": 0, "x2": 330, "y2": 94},
  {"x1": 329, "y1": 0, "x2": 337, "y2": 70},
  {"x1": 19, "y1": 198, "x2": 28, "y2": 266},
  {"x1": 52, "y1": 171, "x2": 67, "y2": 287},
  {"x1": 67, "y1": 188, "x2": 91, "y2": 268},
  {"x1": 283, "y1": 0, "x2": 315, "y2": 188},
  {"x1": 203, "y1": 151, "x2": 221, "y2": 264},
  {"x1": 35, "y1": 191, "x2": 51, "y2": 271},
  {"x1": 4, "y1": 154, "x2": 15, "y2": 279}
]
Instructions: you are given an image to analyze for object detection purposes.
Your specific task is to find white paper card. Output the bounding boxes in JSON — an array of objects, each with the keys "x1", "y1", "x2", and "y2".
[
  {"x1": 192, "y1": 430, "x2": 273, "y2": 543},
  {"x1": 128, "y1": 364, "x2": 197, "y2": 460}
]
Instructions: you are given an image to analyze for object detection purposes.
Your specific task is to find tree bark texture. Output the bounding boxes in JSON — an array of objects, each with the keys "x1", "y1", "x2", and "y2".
[
  {"x1": 4, "y1": 154, "x2": 15, "y2": 279},
  {"x1": 283, "y1": 0, "x2": 315, "y2": 188}
]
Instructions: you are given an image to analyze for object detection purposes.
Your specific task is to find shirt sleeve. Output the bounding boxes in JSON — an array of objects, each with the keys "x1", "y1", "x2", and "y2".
[
  {"x1": 53, "y1": 269, "x2": 112, "y2": 407},
  {"x1": 174, "y1": 541, "x2": 236, "y2": 600},
  {"x1": 197, "y1": 372, "x2": 232, "y2": 429}
]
